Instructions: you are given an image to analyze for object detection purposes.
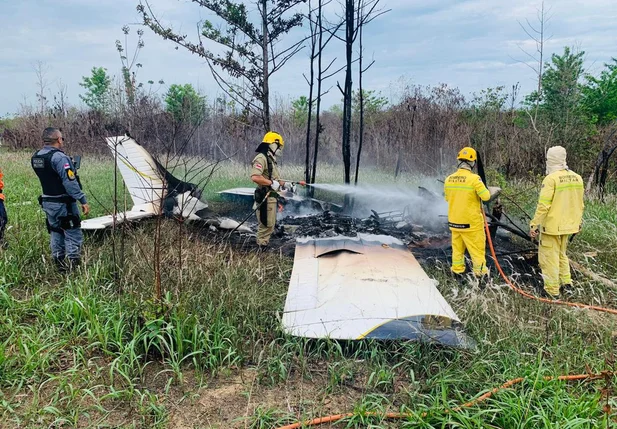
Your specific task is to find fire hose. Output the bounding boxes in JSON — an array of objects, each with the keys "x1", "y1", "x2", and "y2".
[
  {"x1": 275, "y1": 371, "x2": 613, "y2": 429},
  {"x1": 481, "y1": 209, "x2": 617, "y2": 315},
  {"x1": 272, "y1": 214, "x2": 617, "y2": 429}
]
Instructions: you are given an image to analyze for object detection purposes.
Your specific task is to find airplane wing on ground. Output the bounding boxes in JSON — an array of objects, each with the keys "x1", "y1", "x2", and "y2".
[
  {"x1": 81, "y1": 211, "x2": 155, "y2": 230},
  {"x1": 282, "y1": 233, "x2": 474, "y2": 348}
]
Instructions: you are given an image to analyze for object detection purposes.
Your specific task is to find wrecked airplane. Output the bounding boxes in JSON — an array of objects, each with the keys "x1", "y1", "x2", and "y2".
[
  {"x1": 81, "y1": 138, "x2": 478, "y2": 347},
  {"x1": 218, "y1": 187, "x2": 342, "y2": 213},
  {"x1": 81, "y1": 136, "x2": 250, "y2": 232}
]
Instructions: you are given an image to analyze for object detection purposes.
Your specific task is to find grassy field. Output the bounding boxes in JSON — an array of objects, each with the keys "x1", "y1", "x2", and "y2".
[{"x1": 1, "y1": 150, "x2": 616, "y2": 428}]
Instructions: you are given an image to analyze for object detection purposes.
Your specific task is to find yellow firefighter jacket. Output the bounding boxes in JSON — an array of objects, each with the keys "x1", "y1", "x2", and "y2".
[
  {"x1": 530, "y1": 169, "x2": 584, "y2": 235},
  {"x1": 444, "y1": 168, "x2": 490, "y2": 232}
]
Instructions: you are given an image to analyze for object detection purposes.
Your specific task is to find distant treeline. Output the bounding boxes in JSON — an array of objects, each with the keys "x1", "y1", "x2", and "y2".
[{"x1": 1, "y1": 50, "x2": 616, "y2": 189}]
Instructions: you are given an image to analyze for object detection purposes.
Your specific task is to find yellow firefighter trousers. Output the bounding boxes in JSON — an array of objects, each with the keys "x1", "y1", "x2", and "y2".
[
  {"x1": 256, "y1": 197, "x2": 277, "y2": 246},
  {"x1": 538, "y1": 233, "x2": 571, "y2": 296},
  {"x1": 451, "y1": 229, "x2": 488, "y2": 276}
]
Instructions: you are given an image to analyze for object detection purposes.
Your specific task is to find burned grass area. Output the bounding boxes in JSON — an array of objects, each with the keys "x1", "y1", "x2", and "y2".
[{"x1": 195, "y1": 199, "x2": 544, "y2": 293}]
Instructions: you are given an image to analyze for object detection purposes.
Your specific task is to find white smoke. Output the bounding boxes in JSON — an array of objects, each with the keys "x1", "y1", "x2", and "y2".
[{"x1": 306, "y1": 180, "x2": 448, "y2": 230}]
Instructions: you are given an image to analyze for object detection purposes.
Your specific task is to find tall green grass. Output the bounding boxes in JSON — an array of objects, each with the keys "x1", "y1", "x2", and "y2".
[{"x1": 0, "y1": 151, "x2": 615, "y2": 428}]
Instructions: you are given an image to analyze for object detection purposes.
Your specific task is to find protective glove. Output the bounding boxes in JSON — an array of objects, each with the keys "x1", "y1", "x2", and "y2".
[
  {"x1": 488, "y1": 186, "x2": 502, "y2": 202},
  {"x1": 270, "y1": 179, "x2": 281, "y2": 191}
]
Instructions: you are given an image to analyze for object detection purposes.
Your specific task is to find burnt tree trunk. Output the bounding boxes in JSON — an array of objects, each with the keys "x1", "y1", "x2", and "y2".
[
  {"x1": 354, "y1": 17, "x2": 364, "y2": 185},
  {"x1": 310, "y1": 0, "x2": 326, "y2": 198},
  {"x1": 341, "y1": 0, "x2": 354, "y2": 185},
  {"x1": 304, "y1": 1, "x2": 317, "y2": 184},
  {"x1": 261, "y1": 0, "x2": 271, "y2": 130},
  {"x1": 588, "y1": 127, "x2": 617, "y2": 199}
]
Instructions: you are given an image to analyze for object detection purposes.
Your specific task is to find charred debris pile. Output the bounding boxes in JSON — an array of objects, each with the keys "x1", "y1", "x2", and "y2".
[{"x1": 282, "y1": 209, "x2": 449, "y2": 248}]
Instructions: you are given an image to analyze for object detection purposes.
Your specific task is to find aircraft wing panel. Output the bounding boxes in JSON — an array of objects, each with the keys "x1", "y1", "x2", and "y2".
[
  {"x1": 81, "y1": 211, "x2": 155, "y2": 230},
  {"x1": 282, "y1": 234, "x2": 474, "y2": 348}
]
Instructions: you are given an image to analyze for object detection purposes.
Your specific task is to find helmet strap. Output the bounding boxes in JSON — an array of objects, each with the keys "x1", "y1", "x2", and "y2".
[
  {"x1": 458, "y1": 160, "x2": 475, "y2": 170},
  {"x1": 269, "y1": 143, "x2": 280, "y2": 157}
]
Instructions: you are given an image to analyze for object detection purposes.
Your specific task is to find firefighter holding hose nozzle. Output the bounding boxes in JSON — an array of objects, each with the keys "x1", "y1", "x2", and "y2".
[
  {"x1": 250, "y1": 132, "x2": 286, "y2": 249},
  {"x1": 530, "y1": 146, "x2": 584, "y2": 299},
  {"x1": 444, "y1": 147, "x2": 501, "y2": 286}
]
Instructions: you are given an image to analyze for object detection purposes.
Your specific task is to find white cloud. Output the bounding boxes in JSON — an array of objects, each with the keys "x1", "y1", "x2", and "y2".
[{"x1": 0, "y1": 0, "x2": 615, "y2": 116}]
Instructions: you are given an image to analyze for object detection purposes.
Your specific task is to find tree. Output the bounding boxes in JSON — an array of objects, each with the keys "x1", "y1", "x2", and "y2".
[
  {"x1": 138, "y1": 0, "x2": 306, "y2": 131},
  {"x1": 79, "y1": 67, "x2": 112, "y2": 113},
  {"x1": 340, "y1": 0, "x2": 355, "y2": 185},
  {"x1": 165, "y1": 84, "x2": 206, "y2": 125},
  {"x1": 539, "y1": 47, "x2": 589, "y2": 149},
  {"x1": 352, "y1": 89, "x2": 387, "y2": 116},
  {"x1": 292, "y1": 95, "x2": 311, "y2": 127},
  {"x1": 115, "y1": 26, "x2": 145, "y2": 108},
  {"x1": 583, "y1": 58, "x2": 617, "y2": 125},
  {"x1": 517, "y1": 2, "x2": 551, "y2": 152},
  {"x1": 338, "y1": 0, "x2": 385, "y2": 185},
  {"x1": 303, "y1": 0, "x2": 343, "y2": 186},
  {"x1": 34, "y1": 61, "x2": 51, "y2": 115}
]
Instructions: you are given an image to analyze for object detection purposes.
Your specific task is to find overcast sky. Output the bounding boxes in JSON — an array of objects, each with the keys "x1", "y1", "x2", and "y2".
[{"x1": 1, "y1": 0, "x2": 615, "y2": 117}]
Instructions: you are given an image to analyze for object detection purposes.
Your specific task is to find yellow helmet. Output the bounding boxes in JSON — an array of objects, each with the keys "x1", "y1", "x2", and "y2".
[
  {"x1": 457, "y1": 147, "x2": 477, "y2": 162},
  {"x1": 262, "y1": 131, "x2": 284, "y2": 148}
]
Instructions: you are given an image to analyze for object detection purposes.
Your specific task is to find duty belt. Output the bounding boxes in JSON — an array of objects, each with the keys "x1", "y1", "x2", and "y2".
[
  {"x1": 40, "y1": 195, "x2": 76, "y2": 203},
  {"x1": 38, "y1": 195, "x2": 81, "y2": 233}
]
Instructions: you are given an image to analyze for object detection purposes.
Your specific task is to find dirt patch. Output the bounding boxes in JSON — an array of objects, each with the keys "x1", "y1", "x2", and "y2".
[{"x1": 162, "y1": 367, "x2": 366, "y2": 429}]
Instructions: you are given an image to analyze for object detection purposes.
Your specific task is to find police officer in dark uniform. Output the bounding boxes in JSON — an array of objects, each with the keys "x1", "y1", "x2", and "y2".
[{"x1": 31, "y1": 128, "x2": 90, "y2": 271}]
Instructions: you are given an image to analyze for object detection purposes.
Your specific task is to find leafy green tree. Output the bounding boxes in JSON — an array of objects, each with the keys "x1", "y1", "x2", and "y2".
[
  {"x1": 79, "y1": 67, "x2": 111, "y2": 112},
  {"x1": 541, "y1": 47, "x2": 585, "y2": 124},
  {"x1": 164, "y1": 84, "x2": 206, "y2": 125},
  {"x1": 138, "y1": 0, "x2": 305, "y2": 131},
  {"x1": 292, "y1": 96, "x2": 315, "y2": 126},
  {"x1": 352, "y1": 89, "x2": 388, "y2": 116},
  {"x1": 582, "y1": 58, "x2": 617, "y2": 125},
  {"x1": 525, "y1": 47, "x2": 592, "y2": 152}
]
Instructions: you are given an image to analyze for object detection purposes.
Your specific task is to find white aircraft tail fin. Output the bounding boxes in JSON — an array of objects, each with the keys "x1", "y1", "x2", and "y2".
[
  {"x1": 82, "y1": 136, "x2": 253, "y2": 234},
  {"x1": 105, "y1": 136, "x2": 165, "y2": 213}
]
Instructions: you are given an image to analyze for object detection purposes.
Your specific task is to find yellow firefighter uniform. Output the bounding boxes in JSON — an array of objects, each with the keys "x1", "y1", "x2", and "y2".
[
  {"x1": 251, "y1": 152, "x2": 281, "y2": 246},
  {"x1": 444, "y1": 168, "x2": 491, "y2": 275},
  {"x1": 530, "y1": 168, "x2": 584, "y2": 296}
]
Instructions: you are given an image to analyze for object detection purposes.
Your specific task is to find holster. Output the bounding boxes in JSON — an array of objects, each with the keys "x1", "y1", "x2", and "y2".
[
  {"x1": 254, "y1": 188, "x2": 267, "y2": 226},
  {"x1": 254, "y1": 187, "x2": 267, "y2": 204},
  {"x1": 39, "y1": 195, "x2": 81, "y2": 233}
]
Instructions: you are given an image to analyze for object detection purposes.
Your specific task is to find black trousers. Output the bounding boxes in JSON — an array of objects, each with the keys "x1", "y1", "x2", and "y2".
[{"x1": 0, "y1": 200, "x2": 7, "y2": 241}]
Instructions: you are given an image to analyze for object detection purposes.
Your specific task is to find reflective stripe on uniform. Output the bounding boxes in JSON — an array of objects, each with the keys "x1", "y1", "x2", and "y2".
[
  {"x1": 555, "y1": 184, "x2": 584, "y2": 191},
  {"x1": 444, "y1": 185, "x2": 474, "y2": 191}
]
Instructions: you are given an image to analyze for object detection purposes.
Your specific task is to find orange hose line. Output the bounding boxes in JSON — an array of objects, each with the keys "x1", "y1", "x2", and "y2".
[
  {"x1": 276, "y1": 372, "x2": 612, "y2": 429},
  {"x1": 481, "y1": 210, "x2": 617, "y2": 316},
  {"x1": 276, "y1": 214, "x2": 617, "y2": 429}
]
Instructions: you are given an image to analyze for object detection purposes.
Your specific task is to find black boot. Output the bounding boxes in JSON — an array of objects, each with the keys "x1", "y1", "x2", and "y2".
[
  {"x1": 453, "y1": 273, "x2": 466, "y2": 286},
  {"x1": 67, "y1": 258, "x2": 81, "y2": 272},
  {"x1": 537, "y1": 285, "x2": 559, "y2": 300},
  {"x1": 560, "y1": 284, "x2": 574, "y2": 297},
  {"x1": 478, "y1": 274, "x2": 490, "y2": 290},
  {"x1": 53, "y1": 257, "x2": 68, "y2": 273}
]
